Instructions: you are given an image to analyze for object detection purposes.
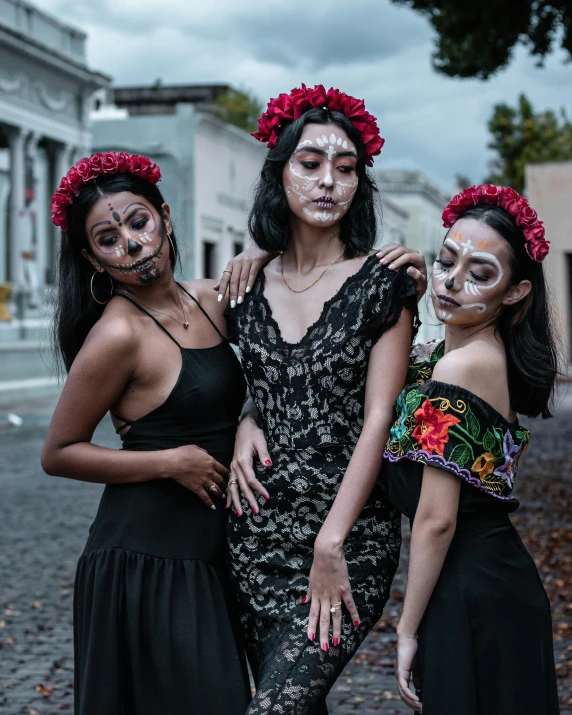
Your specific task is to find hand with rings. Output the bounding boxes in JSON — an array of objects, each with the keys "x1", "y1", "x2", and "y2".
[
  {"x1": 213, "y1": 246, "x2": 274, "y2": 308},
  {"x1": 226, "y1": 414, "x2": 271, "y2": 518}
]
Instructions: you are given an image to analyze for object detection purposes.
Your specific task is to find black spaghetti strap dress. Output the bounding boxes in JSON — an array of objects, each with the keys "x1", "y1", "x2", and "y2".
[
  {"x1": 73, "y1": 287, "x2": 250, "y2": 715},
  {"x1": 383, "y1": 340, "x2": 559, "y2": 715}
]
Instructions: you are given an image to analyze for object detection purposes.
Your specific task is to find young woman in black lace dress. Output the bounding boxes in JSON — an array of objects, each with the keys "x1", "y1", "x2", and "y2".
[{"x1": 224, "y1": 85, "x2": 420, "y2": 714}]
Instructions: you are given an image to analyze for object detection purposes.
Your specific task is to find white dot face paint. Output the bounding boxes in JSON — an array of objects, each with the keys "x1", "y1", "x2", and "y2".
[
  {"x1": 86, "y1": 192, "x2": 169, "y2": 286},
  {"x1": 431, "y1": 219, "x2": 515, "y2": 327},
  {"x1": 283, "y1": 123, "x2": 358, "y2": 229}
]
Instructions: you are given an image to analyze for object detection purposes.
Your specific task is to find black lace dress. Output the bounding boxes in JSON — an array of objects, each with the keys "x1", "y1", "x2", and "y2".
[
  {"x1": 383, "y1": 340, "x2": 559, "y2": 715},
  {"x1": 226, "y1": 255, "x2": 418, "y2": 714}
]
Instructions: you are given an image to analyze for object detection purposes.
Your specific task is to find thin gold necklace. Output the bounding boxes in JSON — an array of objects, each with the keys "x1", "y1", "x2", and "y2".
[
  {"x1": 116, "y1": 286, "x2": 189, "y2": 328},
  {"x1": 280, "y1": 250, "x2": 345, "y2": 294}
]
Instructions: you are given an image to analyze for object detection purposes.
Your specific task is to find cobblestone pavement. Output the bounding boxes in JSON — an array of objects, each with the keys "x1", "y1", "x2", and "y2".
[{"x1": 0, "y1": 390, "x2": 570, "y2": 714}]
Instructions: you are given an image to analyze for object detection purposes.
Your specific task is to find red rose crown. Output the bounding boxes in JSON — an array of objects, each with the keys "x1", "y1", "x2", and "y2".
[{"x1": 252, "y1": 84, "x2": 384, "y2": 167}]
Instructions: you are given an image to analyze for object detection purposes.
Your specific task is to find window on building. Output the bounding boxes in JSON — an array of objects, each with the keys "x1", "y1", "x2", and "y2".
[
  {"x1": 233, "y1": 241, "x2": 244, "y2": 257},
  {"x1": 203, "y1": 241, "x2": 216, "y2": 279}
]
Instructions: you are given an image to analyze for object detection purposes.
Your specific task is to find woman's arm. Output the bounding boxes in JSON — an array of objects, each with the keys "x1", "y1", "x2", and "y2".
[
  {"x1": 41, "y1": 317, "x2": 228, "y2": 508},
  {"x1": 305, "y1": 308, "x2": 414, "y2": 650},
  {"x1": 395, "y1": 466, "x2": 460, "y2": 710}
]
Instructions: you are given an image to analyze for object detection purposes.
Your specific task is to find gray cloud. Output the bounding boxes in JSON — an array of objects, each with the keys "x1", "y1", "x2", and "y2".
[{"x1": 35, "y1": 0, "x2": 572, "y2": 193}]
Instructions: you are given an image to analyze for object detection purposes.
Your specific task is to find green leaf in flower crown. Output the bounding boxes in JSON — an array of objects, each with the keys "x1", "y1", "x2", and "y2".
[
  {"x1": 449, "y1": 443, "x2": 472, "y2": 468},
  {"x1": 482, "y1": 428, "x2": 496, "y2": 453}
]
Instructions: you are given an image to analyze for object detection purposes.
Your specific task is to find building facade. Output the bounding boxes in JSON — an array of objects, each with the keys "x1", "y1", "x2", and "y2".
[
  {"x1": 526, "y1": 161, "x2": 572, "y2": 368},
  {"x1": 91, "y1": 84, "x2": 267, "y2": 281},
  {"x1": 0, "y1": 0, "x2": 109, "y2": 298},
  {"x1": 376, "y1": 169, "x2": 451, "y2": 342}
]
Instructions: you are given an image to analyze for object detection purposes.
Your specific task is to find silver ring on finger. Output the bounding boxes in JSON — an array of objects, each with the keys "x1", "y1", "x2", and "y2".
[
  {"x1": 329, "y1": 602, "x2": 342, "y2": 613},
  {"x1": 228, "y1": 478, "x2": 238, "y2": 485}
]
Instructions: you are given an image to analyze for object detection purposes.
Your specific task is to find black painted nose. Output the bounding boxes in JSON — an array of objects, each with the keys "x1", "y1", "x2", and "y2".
[
  {"x1": 127, "y1": 237, "x2": 143, "y2": 255},
  {"x1": 445, "y1": 277, "x2": 454, "y2": 290}
]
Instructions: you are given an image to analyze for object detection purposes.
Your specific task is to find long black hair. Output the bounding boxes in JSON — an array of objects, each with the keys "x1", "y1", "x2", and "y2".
[
  {"x1": 457, "y1": 205, "x2": 558, "y2": 418},
  {"x1": 52, "y1": 172, "x2": 178, "y2": 374},
  {"x1": 248, "y1": 108, "x2": 379, "y2": 257}
]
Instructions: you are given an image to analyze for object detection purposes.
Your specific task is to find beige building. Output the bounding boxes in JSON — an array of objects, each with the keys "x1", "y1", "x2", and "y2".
[
  {"x1": 376, "y1": 169, "x2": 451, "y2": 342},
  {"x1": 526, "y1": 161, "x2": 572, "y2": 368}
]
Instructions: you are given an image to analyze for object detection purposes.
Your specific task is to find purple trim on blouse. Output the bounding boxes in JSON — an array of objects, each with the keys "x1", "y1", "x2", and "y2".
[{"x1": 383, "y1": 448, "x2": 516, "y2": 501}]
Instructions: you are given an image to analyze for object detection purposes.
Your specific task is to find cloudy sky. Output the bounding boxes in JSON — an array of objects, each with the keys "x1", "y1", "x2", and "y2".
[{"x1": 37, "y1": 0, "x2": 572, "y2": 193}]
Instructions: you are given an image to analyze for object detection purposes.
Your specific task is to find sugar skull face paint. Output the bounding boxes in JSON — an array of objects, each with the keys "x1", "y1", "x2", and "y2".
[
  {"x1": 282, "y1": 123, "x2": 358, "y2": 228},
  {"x1": 85, "y1": 192, "x2": 170, "y2": 286},
  {"x1": 430, "y1": 218, "x2": 517, "y2": 327}
]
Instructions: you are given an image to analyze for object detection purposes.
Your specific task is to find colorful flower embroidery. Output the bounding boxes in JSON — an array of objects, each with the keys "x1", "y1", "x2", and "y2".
[
  {"x1": 384, "y1": 345, "x2": 529, "y2": 500},
  {"x1": 412, "y1": 399, "x2": 462, "y2": 457},
  {"x1": 493, "y1": 430, "x2": 521, "y2": 488},
  {"x1": 471, "y1": 452, "x2": 496, "y2": 480}
]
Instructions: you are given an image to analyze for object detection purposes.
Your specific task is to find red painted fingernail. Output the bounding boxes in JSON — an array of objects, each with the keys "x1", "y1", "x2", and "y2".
[
  {"x1": 309, "y1": 633, "x2": 314, "y2": 641},
  {"x1": 321, "y1": 643, "x2": 329, "y2": 652},
  {"x1": 236, "y1": 510, "x2": 242, "y2": 517},
  {"x1": 253, "y1": 508, "x2": 259, "y2": 515},
  {"x1": 354, "y1": 620, "x2": 360, "y2": 627},
  {"x1": 264, "y1": 495, "x2": 270, "y2": 501},
  {"x1": 301, "y1": 596, "x2": 307, "y2": 604},
  {"x1": 333, "y1": 638, "x2": 339, "y2": 647},
  {"x1": 265, "y1": 460, "x2": 272, "y2": 466}
]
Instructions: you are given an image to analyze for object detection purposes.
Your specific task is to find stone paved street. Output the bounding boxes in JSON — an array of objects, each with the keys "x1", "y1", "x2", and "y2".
[{"x1": 0, "y1": 390, "x2": 570, "y2": 714}]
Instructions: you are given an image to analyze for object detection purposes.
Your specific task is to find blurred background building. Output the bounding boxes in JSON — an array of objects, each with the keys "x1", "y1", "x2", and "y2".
[{"x1": 526, "y1": 161, "x2": 572, "y2": 367}]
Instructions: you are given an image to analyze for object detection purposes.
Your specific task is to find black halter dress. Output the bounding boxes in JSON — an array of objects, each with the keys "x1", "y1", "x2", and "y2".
[{"x1": 73, "y1": 287, "x2": 250, "y2": 715}]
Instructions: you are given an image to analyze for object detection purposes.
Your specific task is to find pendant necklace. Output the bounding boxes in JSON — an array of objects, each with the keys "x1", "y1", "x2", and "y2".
[
  {"x1": 116, "y1": 287, "x2": 189, "y2": 328},
  {"x1": 280, "y1": 250, "x2": 345, "y2": 294}
]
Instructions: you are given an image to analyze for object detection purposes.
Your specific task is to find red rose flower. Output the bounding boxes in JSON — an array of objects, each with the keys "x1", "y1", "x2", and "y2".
[
  {"x1": 75, "y1": 158, "x2": 94, "y2": 183},
  {"x1": 523, "y1": 223, "x2": 545, "y2": 242},
  {"x1": 412, "y1": 399, "x2": 462, "y2": 456},
  {"x1": 116, "y1": 152, "x2": 131, "y2": 172},
  {"x1": 526, "y1": 238, "x2": 550, "y2": 262},
  {"x1": 101, "y1": 152, "x2": 119, "y2": 173},
  {"x1": 516, "y1": 205, "x2": 538, "y2": 227},
  {"x1": 65, "y1": 167, "x2": 84, "y2": 196}
]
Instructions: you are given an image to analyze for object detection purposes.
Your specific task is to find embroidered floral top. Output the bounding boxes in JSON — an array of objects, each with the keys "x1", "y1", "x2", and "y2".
[{"x1": 383, "y1": 341, "x2": 529, "y2": 518}]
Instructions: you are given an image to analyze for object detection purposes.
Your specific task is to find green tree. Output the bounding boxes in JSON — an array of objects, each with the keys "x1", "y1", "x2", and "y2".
[
  {"x1": 210, "y1": 88, "x2": 262, "y2": 133},
  {"x1": 485, "y1": 94, "x2": 572, "y2": 193},
  {"x1": 391, "y1": 1, "x2": 572, "y2": 79}
]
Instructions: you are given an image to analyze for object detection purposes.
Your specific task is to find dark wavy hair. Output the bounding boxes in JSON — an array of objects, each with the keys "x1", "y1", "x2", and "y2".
[
  {"x1": 248, "y1": 108, "x2": 379, "y2": 257},
  {"x1": 52, "y1": 172, "x2": 178, "y2": 373},
  {"x1": 455, "y1": 205, "x2": 558, "y2": 418}
]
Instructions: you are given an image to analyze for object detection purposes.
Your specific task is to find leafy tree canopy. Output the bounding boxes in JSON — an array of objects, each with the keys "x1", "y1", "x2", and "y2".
[
  {"x1": 210, "y1": 88, "x2": 262, "y2": 134},
  {"x1": 485, "y1": 94, "x2": 572, "y2": 193},
  {"x1": 392, "y1": 0, "x2": 572, "y2": 79}
]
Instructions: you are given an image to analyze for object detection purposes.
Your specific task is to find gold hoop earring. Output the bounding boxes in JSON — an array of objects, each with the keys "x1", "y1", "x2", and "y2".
[
  {"x1": 90, "y1": 271, "x2": 114, "y2": 305},
  {"x1": 168, "y1": 233, "x2": 177, "y2": 264}
]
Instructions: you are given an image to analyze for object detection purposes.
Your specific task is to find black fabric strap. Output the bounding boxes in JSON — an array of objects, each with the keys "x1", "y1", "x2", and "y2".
[
  {"x1": 115, "y1": 292, "x2": 182, "y2": 348},
  {"x1": 177, "y1": 283, "x2": 225, "y2": 341}
]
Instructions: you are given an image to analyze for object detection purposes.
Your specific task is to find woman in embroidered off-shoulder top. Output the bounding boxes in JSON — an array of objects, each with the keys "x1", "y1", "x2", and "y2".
[{"x1": 384, "y1": 185, "x2": 560, "y2": 715}]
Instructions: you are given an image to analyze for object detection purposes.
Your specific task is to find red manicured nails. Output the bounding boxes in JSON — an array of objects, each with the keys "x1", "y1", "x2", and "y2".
[
  {"x1": 301, "y1": 596, "x2": 307, "y2": 604},
  {"x1": 354, "y1": 620, "x2": 360, "y2": 627},
  {"x1": 321, "y1": 643, "x2": 329, "y2": 652},
  {"x1": 264, "y1": 460, "x2": 272, "y2": 466},
  {"x1": 236, "y1": 510, "x2": 242, "y2": 517},
  {"x1": 332, "y1": 638, "x2": 340, "y2": 647},
  {"x1": 309, "y1": 633, "x2": 315, "y2": 641}
]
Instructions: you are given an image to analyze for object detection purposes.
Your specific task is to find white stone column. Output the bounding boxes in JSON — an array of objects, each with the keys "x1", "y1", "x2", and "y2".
[{"x1": 8, "y1": 128, "x2": 28, "y2": 287}]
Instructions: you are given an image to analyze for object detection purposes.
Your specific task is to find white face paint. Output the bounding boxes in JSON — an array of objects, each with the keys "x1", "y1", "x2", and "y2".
[
  {"x1": 431, "y1": 219, "x2": 515, "y2": 327},
  {"x1": 283, "y1": 123, "x2": 358, "y2": 228}
]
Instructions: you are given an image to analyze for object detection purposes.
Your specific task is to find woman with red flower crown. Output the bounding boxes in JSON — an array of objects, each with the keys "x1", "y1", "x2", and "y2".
[
  {"x1": 383, "y1": 185, "x2": 560, "y2": 714},
  {"x1": 42, "y1": 151, "x2": 277, "y2": 714},
  {"x1": 220, "y1": 84, "x2": 425, "y2": 714}
]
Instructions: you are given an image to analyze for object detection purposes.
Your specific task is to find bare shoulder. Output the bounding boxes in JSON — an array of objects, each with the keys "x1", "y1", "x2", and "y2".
[
  {"x1": 79, "y1": 299, "x2": 140, "y2": 362},
  {"x1": 181, "y1": 278, "x2": 226, "y2": 318},
  {"x1": 432, "y1": 341, "x2": 507, "y2": 405}
]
